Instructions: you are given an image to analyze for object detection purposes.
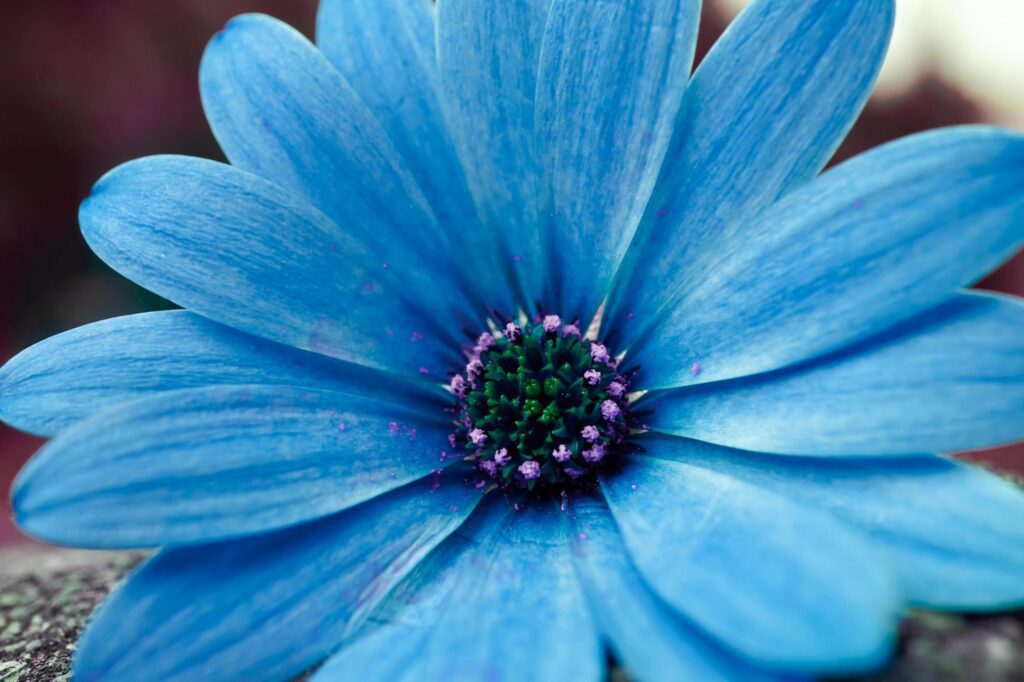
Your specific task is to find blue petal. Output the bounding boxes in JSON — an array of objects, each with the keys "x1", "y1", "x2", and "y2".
[
  {"x1": 535, "y1": 0, "x2": 700, "y2": 322},
  {"x1": 569, "y1": 494, "x2": 803, "y2": 682},
  {"x1": 313, "y1": 498, "x2": 604, "y2": 682},
  {"x1": 647, "y1": 291, "x2": 1024, "y2": 455},
  {"x1": 637, "y1": 435, "x2": 1024, "y2": 611},
  {"x1": 601, "y1": 456, "x2": 899, "y2": 674},
  {"x1": 72, "y1": 479, "x2": 482, "y2": 682},
  {"x1": 80, "y1": 154, "x2": 462, "y2": 376},
  {"x1": 605, "y1": 0, "x2": 894, "y2": 342},
  {"x1": 200, "y1": 13, "x2": 482, "y2": 327},
  {"x1": 636, "y1": 127, "x2": 1024, "y2": 389},
  {"x1": 436, "y1": 0, "x2": 553, "y2": 312},
  {"x1": 0, "y1": 311, "x2": 445, "y2": 437},
  {"x1": 314, "y1": 1, "x2": 508, "y2": 317},
  {"x1": 14, "y1": 385, "x2": 460, "y2": 548}
]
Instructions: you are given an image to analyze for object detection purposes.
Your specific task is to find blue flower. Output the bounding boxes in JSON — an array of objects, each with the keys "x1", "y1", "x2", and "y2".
[{"x1": 3, "y1": 0, "x2": 1024, "y2": 680}]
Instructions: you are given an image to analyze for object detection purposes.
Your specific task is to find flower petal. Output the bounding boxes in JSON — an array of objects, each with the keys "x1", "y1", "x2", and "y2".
[
  {"x1": 312, "y1": 498, "x2": 603, "y2": 682},
  {"x1": 637, "y1": 127, "x2": 1024, "y2": 389},
  {"x1": 601, "y1": 456, "x2": 899, "y2": 673},
  {"x1": 535, "y1": 0, "x2": 700, "y2": 322},
  {"x1": 200, "y1": 13, "x2": 481, "y2": 326},
  {"x1": 72, "y1": 479, "x2": 482, "y2": 682},
  {"x1": 314, "y1": 1, "x2": 508, "y2": 316},
  {"x1": 80, "y1": 154, "x2": 461, "y2": 376},
  {"x1": 436, "y1": 0, "x2": 553, "y2": 312},
  {"x1": 605, "y1": 0, "x2": 894, "y2": 342},
  {"x1": 569, "y1": 494, "x2": 800, "y2": 682},
  {"x1": 638, "y1": 435, "x2": 1024, "y2": 611},
  {"x1": 14, "y1": 385, "x2": 459, "y2": 548},
  {"x1": 647, "y1": 291, "x2": 1024, "y2": 455},
  {"x1": 0, "y1": 311, "x2": 444, "y2": 437}
]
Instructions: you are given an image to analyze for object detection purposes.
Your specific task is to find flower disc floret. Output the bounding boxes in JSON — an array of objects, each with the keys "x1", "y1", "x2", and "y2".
[{"x1": 449, "y1": 318, "x2": 636, "y2": 494}]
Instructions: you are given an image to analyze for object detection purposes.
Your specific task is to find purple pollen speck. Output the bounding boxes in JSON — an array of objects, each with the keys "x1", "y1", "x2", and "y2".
[
  {"x1": 494, "y1": 447, "x2": 511, "y2": 466},
  {"x1": 584, "y1": 368, "x2": 602, "y2": 385},
  {"x1": 582, "y1": 443, "x2": 607, "y2": 463},
  {"x1": 388, "y1": 421, "x2": 400, "y2": 436},
  {"x1": 519, "y1": 460, "x2": 541, "y2": 480},
  {"x1": 691, "y1": 362, "x2": 701, "y2": 377},
  {"x1": 607, "y1": 380, "x2": 626, "y2": 398},
  {"x1": 542, "y1": 314, "x2": 562, "y2": 332},
  {"x1": 565, "y1": 466, "x2": 585, "y2": 479},
  {"x1": 601, "y1": 400, "x2": 622, "y2": 422},
  {"x1": 450, "y1": 374, "x2": 467, "y2": 397},
  {"x1": 504, "y1": 322, "x2": 522, "y2": 342},
  {"x1": 480, "y1": 459, "x2": 497, "y2": 476},
  {"x1": 552, "y1": 444, "x2": 572, "y2": 462},
  {"x1": 469, "y1": 428, "x2": 487, "y2": 446},
  {"x1": 562, "y1": 323, "x2": 581, "y2": 337},
  {"x1": 581, "y1": 425, "x2": 600, "y2": 443},
  {"x1": 590, "y1": 343, "x2": 611, "y2": 365},
  {"x1": 475, "y1": 332, "x2": 495, "y2": 352},
  {"x1": 466, "y1": 358, "x2": 484, "y2": 378}
]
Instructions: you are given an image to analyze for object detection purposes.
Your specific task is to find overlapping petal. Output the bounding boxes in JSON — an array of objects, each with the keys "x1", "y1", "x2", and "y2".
[
  {"x1": 200, "y1": 13, "x2": 482, "y2": 327},
  {"x1": 647, "y1": 292, "x2": 1024, "y2": 455},
  {"x1": 605, "y1": 0, "x2": 894, "y2": 341},
  {"x1": 312, "y1": 498, "x2": 603, "y2": 682},
  {"x1": 436, "y1": 0, "x2": 552, "y2": 312},
  {"x1": 569, "y1": 495, "x2": 800, "y2": 682},
  {"x1": 71, "y1": 479, "x2": 482, "y2": 681},
  {"x1": 14, "y1": 385, "x2": 457, "y2": 547},
  {"x1": 0, "y1": 311, "x2": 444, "y2": 437},
  {"x1": 80, "y1": 155, "x2": 461, "y2": 376},
  {"x1": 535, "y1": 0, "x2": 699, "y2": 322},
  {"x1": 636, "y1": 127, "x2": 1024, "y2": 388},
  {"x1": 601, "y1": 456, "x2": 899, "y2": 673},
  {"x1": 637, "y1": 435, "x2": 1024, "y2": 610},
  {"x1": 315, "y1": 1, "x2": 505, "y2": 312}
]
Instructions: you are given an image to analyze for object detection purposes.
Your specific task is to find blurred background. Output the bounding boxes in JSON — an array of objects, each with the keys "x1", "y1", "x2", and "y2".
[{"x1": 1, "y1": 0, "x2": 1022, "y2": 544}]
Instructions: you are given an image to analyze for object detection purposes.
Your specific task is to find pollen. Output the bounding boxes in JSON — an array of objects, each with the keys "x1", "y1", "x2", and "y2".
[{"x1": 447, "y1": 317, "x2": 638, "y2": 496}]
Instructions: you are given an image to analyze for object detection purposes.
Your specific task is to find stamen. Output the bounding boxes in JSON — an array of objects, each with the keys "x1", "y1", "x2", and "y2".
[
  {"x1": 447, "y1": 317, "x2": 639, "y2": 497},
  {"x1": 542, "y1": 314, "x2": 562, "y2": 333},
  {"x1": 519, "y1": 460, "x2": 541, "y2": 480}
]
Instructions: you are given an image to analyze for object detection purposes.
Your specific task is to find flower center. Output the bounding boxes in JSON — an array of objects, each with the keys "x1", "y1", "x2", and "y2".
[{"x1": 448, "y1": 315, "x2": 636, "y2": 496}]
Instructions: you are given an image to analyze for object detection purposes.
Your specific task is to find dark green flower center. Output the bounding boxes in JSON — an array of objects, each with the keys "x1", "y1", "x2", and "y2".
[{"x1": 449, "y1": 316, "x2": 635, "y2": 495}]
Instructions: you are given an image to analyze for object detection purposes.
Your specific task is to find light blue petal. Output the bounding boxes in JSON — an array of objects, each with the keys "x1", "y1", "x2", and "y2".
[
  {"x1": 72, "y1": 479, "x2": 482, "y2": 682},
  {"x1": 601, "y1": 456, "x2": 899, "y2": 674},
  {"x1": 647, "y1": 291, "x2": 1024, "y2": 455},
  {"x1": 637, "y1": 435, "x2": 1024, "y2": 611},
  {"x1": 0, "y1": 311, "x2": 445, "y2": 437},
  {"x1": 314, "y1": 498, "x2": 604, "y2": 682},
  {"x1": 637, "y1": 127, "x2": 1024, "y2": 389},
  {"x1": 570, "y1": 494, "x2": 802, "y2": 682},
  {"x1": 535, "y1": 0, "x2": 700, "y2": 322},
  {"x1": 200, "y1": 13, "x2": 482, "y2": 327},
  {"x1": 314, "y1": 1, "x2": 508, "y2": 317},
  {"x1": 80, "y1": 154, "x2": 462, "y2": 376},
  {"x1": 436, "y1": 0, "x2": 553, "y2": 313},
  {"x1": 605, "y1": 0, "x2": 894, "y2": 342},
  {"x1": 14, "y1": 384, "x2": 459, "y2": 548}
]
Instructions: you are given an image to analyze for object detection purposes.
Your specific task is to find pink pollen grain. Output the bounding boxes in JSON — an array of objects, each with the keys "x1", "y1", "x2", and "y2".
[{"x1": 690, "y1": 362, "x2": 701, "y2": 377}]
